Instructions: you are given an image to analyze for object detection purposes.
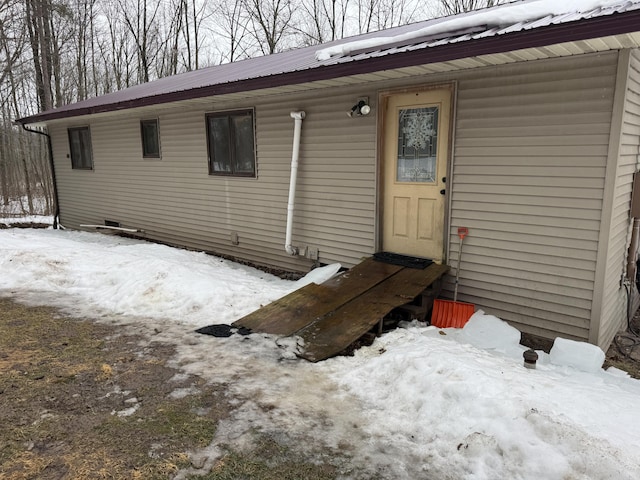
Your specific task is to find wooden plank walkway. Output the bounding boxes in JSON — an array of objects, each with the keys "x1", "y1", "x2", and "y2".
[
  {"x1": 234, "y1": 258, "x2": 402, "y2": 336},
  {"x1": 233, "y1": 257, "x2": 449, "y2": 362}
]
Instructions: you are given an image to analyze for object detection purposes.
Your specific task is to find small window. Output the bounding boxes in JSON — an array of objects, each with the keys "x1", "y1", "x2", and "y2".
[
  {"x1": 68, "y1": 126, "x2": 93, "y2": 169},
  {"x1": 206, "y1": 109, "x2": 256, "y2": 177},
  {"x1": 140, "y1": 119, "x2": 161, "y2": 158}
]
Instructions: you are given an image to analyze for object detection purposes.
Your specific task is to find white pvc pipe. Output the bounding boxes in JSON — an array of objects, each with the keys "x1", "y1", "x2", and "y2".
[{"x1": 285, "y1": 111, "x2": 306, "y2": 255}]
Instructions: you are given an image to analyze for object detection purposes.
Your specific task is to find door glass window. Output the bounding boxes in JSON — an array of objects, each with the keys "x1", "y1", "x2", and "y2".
[{"x1": 396, "y1": 107, "x2": 438, "y2": 183}]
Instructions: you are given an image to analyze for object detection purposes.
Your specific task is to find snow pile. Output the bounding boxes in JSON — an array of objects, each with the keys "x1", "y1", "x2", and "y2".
[
  {"x1": 316, "y1": 0, "x2": 626, "y2": 60},
  {"x1": 0, "y1": 229, "x2": 295, "y2": 325},
  {"x1": 325, "y1": 318, "x2": 640, "y2": 478},
  {"x1": 459, "y1": 310, "x2": 522, "y2": 354},
  {"x1": 550, "y1": 336, "x2": 606, "y2": 373},
  {"x1": 1, "y1": 228, "x2": 640, "y2": 479},
  {"x1": 292, "y1": 262, "x2": 341, "y2": 288}
]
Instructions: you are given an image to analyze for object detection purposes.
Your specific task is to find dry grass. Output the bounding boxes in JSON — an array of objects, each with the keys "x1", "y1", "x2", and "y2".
[
  {"x1": 0, "y1": 298, "x2": 341, "y2": 480},
  {"x1": 0, "y1": 298, "x2": 218, "y2": 479}
]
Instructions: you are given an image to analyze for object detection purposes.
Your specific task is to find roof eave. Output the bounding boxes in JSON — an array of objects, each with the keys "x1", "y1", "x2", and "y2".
[{"x1": 17, "y1": 8, "x2": 640, "y2": 125}]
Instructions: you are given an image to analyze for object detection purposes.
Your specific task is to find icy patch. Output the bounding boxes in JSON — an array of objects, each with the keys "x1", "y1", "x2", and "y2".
[
  {"x1": 112, "y1": 403, "x2": 140, "y2": 417},
  {"x1": 293, "y1": 263, "x2": 341, "y2": 288},
  {"x1": 168, "y1": 386, "x2": 200, "y2": 399}
]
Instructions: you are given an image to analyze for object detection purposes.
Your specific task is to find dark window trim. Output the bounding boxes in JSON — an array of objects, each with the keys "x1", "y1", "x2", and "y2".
[
  {"x1": 205, "y1": 108, "x2": 256, "y2": 178},
  {"x1": 67, "y1": 126, "x2": 93, "y2": 170},
  {"x1": 140, "y1": 118, "x2": 161, "y2": 159}
]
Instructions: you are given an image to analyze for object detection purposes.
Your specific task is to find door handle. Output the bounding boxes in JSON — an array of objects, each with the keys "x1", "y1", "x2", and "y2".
[{"x1": 440, "y1": 189, "x2": 446, "y2": 195}]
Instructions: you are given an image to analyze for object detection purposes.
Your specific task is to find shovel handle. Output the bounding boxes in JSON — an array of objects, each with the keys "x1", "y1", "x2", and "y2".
[{"x1": 453, "y1": 227, "x2": 468, "y2": 302}]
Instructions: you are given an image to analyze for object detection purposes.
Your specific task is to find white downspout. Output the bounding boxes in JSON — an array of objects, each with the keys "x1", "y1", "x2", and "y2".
[{"x1": 285, "y1": 111, "x2": 306, "y2": 255}]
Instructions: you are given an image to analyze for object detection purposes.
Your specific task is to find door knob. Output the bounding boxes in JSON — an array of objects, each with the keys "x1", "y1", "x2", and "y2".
[{"x1": 440, "y1": 189, "x2": 446, "y2": 195}]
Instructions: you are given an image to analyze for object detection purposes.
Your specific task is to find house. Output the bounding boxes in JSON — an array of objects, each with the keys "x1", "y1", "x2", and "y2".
[{"x1": 17, "y1": 0, "x2": 640, "y2": 349}]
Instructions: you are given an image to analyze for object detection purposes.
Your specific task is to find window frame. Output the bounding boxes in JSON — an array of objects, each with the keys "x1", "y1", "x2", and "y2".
[
  {"x1": 67, "y1": 126, "x2": 94, "y2": 170},
  {"x1": 140, "y1": 118, "x2": 161, "y2": 159},
  {"x1": 205, "y1": 108, "x2": 257, "y2": 178}
]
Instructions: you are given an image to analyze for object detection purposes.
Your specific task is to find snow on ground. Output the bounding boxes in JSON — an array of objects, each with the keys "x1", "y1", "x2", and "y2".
[
  {"x1": 0, "y1": 215, "x2": 53, "y2": 226},
  {"x1": 0, "y1": 196, "x2": 51, "y2": 218},
  {"x1": 1, "y1": 196, "x2": 53, "y2": 226},
  {"x1": 0, "y1": 228, "x2": 293, "y2": 324},
  {"x1": 2, "y1": 228, "x2": 640, "y2": 479}
]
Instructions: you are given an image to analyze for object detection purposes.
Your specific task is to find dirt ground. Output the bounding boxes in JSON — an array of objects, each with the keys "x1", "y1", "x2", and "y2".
[
  {"x1": 0, "y1": 298, "x2": 337, "y2": 480},
  {"x1": 603, "y1": 308, "x2": 640, "y2": 379}
]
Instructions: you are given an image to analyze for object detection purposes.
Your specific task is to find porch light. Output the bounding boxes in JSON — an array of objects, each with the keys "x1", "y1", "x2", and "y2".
[{"x1": 348, "y1": 99, "x2": 371, "y2": 117}]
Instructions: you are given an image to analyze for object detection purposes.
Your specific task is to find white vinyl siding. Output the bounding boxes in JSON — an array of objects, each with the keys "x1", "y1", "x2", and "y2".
[
  {"x1": 448, "y1": 52, "x2": 618, "y2": 342},
  {"x1": 50, "y1": 88, "x2": 378, "y2": 272},
  {"x1": 597, "y1": 49, "x2": 640, "y2": 348},
  {"x1": 48, "y1": 50, "x2": 624, "y2": 343}
]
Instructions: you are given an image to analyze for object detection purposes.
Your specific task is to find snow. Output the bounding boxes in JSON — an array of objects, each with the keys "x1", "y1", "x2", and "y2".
[
  {"x1": 550, "y1": 336, "x2": 606, "y2": 373},
  {"x1": 2, "y1": 228, "x2": 640, "y2": 479},
  {"x1": 315, "y1": 0, "x2": 626, "y2": 60},
  {"x1": 459, "y1": 310, "x2": 523, "y2": 354},
  {"x1": 0, "y1": 215, "x2": 53, "y2": 226}
]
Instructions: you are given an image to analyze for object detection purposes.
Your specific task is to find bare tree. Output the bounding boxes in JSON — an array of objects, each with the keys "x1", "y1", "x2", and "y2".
[
  {"x1": 181, "y1": 0, "x2": 208, "y2": 70},
  {"x1": 100, "y1": 0, "x2": 136, "y2": 90},
  {"x1": 354, "y1": 0, "x2": 423, "y2": 34},
  {"x1": 118, "y1": 0, "x2": 163, "y2": 83},
  {"x1": 25, "y1": 0, "x2": 54, "y2": 111},
  {"x1": 211, "y1": 0, "x2": 254, "y2": 62},
  {"x1": 4, "y1": 0, "x2": 465, "y2": 220},
  {"x1": 297, "y1": 0, "x2": 350, "y2": 45},
  {"x1": 439, "y1": 0, "x2": 506, "y2": 15},
  {"x1": 243, "y1": 0, "x2": 296, "y2": 55}
]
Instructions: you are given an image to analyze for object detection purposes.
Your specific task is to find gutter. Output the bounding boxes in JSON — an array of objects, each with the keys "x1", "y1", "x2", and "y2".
[
  {"x1": 285, "y1": 111, "x2": 306, "y2": 255},
  {"x1": 20, "y1": 125, "x2": 60, "y2": 229}
]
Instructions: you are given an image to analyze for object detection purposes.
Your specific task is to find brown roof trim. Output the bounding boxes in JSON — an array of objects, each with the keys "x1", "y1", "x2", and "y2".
[{"x1": 18, "y1": 9, "x2": 640, "y2": 125}]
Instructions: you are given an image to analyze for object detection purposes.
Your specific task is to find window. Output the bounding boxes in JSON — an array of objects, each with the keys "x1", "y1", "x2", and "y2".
[
  {"x1": 140, "y1": 119, "x2": 161, "y2": 158},
  {"x1": 68, "y1": 126, "x2": 93, "y2": 169},
  {"x1": 396, "y1": 106, "x2": 438, "y2": 183},
  {"x1": 206, "y1": 109, "x2": 256, "y2": 176}
]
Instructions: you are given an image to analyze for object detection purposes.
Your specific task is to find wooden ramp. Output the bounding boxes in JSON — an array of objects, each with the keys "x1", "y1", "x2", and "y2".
[{"x1": 233, "y1": 257, "x2": 449, "y2": 362}]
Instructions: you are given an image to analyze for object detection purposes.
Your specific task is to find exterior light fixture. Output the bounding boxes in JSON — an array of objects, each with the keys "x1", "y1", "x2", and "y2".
[{"x1": 348, "y1": 99, "x2": 371, "y2": 117}]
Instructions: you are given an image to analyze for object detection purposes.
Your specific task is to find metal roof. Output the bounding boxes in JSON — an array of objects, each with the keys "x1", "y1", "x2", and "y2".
[{"x1": 17, "y1": 0, "x2": 640, "y2": 125}]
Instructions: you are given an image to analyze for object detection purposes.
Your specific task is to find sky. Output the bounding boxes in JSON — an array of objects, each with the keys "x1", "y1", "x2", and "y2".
[{"x1": 1, "y1": 227, "x2": 640, "y2": 479}]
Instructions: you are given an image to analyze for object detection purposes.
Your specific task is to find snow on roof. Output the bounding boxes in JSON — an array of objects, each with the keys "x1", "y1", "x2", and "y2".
[
  {"x1": 315, "y1": 0, "x2": 634, "y2": 60},
  {"x1": 17, "y1": 0, "x2": 640, "y2": 124}
]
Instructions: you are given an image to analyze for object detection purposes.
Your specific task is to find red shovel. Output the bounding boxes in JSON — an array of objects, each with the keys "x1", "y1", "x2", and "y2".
[{"x1": 430, "y1": 227, "x2": 475, "y2": 328}]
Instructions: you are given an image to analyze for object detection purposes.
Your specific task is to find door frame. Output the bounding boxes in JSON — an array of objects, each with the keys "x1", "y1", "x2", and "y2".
[{"x1": 376, "y1": 81, "x2": 457, "y2": 263}]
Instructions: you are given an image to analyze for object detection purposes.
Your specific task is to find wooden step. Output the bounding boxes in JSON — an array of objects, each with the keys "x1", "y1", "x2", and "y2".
[
  {"x1": 232, "y1": 256, "x2": 449, "y2": 362},
  {"x1": 297, "y1": 264, "x2": 449, "y2": 362},
  {"x1": 233, "y1": 258, "x2": 402, "y2": 336}
]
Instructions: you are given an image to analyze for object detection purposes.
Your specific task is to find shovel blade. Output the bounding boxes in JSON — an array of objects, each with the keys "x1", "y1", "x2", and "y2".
[{"x1": 430, "y1": 299, "x2": 475, "y2": 328}]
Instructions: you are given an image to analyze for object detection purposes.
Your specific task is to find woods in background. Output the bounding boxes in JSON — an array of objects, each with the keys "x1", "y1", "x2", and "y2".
[{"x1": 0, "y1": 0, "x2": 504, "y2": 217}]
